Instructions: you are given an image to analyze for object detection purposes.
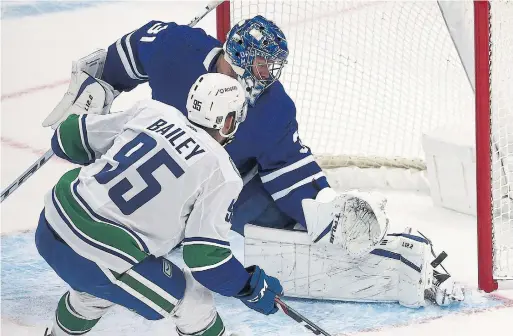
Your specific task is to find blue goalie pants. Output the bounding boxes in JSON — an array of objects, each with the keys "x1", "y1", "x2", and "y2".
[{"x1": 35, "y1": 211, "x2": 224, "y2": 336}]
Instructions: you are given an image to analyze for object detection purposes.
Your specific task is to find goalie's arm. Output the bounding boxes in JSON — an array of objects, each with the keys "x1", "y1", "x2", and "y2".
[
  {"x1": 51, "y1": 104, "x2": 141, "y2": 165},
  {"x1": 252, "y1": 98, "x2": 330, "y2": 228},
  {"x1": 42, "y1": 20, "x2": 169, "y2": 130},
  {"x1": 250, "y1": 94, "x2": 390, "y2": 257},
  {"x1": 43, "y1": 21, "x2": 196, "y2": 130},
  {"x1": 101, "y1": 20, "x2": 176, "y2": 92}
]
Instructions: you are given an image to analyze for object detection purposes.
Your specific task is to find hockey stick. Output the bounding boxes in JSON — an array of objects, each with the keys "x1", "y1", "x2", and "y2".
[
  {"x1": 0, "y1": 1, "x2": 224, "y2": 203},
  {"x1": 1, "y1": 149, "x2": 54, "y2": 202},
  {"x1": 189, "y1": 1, "x2": 225, "y2": 27},
  {"x1": 275, "y1": 297, "x2": 334, "y2": 336}
]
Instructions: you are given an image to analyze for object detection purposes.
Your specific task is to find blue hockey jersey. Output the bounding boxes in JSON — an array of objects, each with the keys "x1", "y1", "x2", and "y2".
[{"x1": 101, "y1": 20, "x2": 329, "y2": 227}]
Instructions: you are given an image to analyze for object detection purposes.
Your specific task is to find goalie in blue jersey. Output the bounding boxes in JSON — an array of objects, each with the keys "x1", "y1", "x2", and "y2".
[{"x1": 45, "y1": 14, "x2": 464, "y2": 308}]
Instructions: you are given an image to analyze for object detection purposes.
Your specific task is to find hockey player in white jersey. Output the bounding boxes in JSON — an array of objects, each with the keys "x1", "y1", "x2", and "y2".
[
  {"x1": 35, "y1": 73, "x2": 284, "y2": 336},
  {"x1": 44, "y1": 14, "x2": 463, "y2": 309}
]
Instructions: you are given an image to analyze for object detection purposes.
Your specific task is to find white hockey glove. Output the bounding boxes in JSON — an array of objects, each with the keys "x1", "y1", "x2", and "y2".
[
  {"x1": 302, "y1": 188, "x2": 389, "y2": 258},
  {"x1": 42, "y1": 49, "x2": 118, "y2": 129}
]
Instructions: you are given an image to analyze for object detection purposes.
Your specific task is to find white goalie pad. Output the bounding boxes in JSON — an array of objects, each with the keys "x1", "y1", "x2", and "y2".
[{"x1": 244, "y1": 225, "x2": 433, "y2": 308}]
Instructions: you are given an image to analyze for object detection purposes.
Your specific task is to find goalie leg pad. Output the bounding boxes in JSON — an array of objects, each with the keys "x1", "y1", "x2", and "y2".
[
  {"x1": 244, "y1": 225, "x2": 432, "y2": 308},
  {"x1": 376, "y1": 232, "x2": 433, "y2": 308}
]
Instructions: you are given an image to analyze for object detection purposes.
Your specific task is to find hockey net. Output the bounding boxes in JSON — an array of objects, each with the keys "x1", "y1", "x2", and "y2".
[
  {"x1": 216, "y1": 1, "x2": 512, "y2": 290},
  {"x1": 478, "y1": 1, "x2": 513, "y2": 288}
]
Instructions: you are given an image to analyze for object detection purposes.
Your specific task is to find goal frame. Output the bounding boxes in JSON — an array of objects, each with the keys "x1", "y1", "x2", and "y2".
[
  {"x1": 474, "y1": 0, "x2": 498, "y2": 293},
  {"x1": 216, "y1": 0, "x2": 501, "y2": 293}
]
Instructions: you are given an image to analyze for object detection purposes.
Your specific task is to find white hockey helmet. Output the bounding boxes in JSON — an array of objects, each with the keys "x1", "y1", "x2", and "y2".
[{"x1": 186, "y1": 73, "x2": 247, "y2": 138}]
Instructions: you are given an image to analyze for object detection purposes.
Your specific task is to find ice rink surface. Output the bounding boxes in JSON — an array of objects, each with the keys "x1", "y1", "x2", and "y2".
[{"x1": 1, "y1": 1, "x2": 512, "y2": 335}]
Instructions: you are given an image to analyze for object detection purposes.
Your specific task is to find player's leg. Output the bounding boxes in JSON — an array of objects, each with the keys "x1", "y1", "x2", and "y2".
[
  {"x1": 231, "y1": 174, "x2": 296, "y2": 235},
  {"x1": 172, "y1": 268, "x2": 225, "y2": 336},
  {"x1": 113, "y1": 259, "x2": 226, "y2": 336},
  {"x1": 49, "y1": 290, "x2": 112, "y2": 336},
  {"x1": 35, "y1": 210, "x2": 114, "y2": 335},
  {"x1": 36, "y1": 210, "x2": 227, "y2": 335}
]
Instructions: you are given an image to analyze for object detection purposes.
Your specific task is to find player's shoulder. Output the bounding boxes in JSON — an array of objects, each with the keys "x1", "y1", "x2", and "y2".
[
  {"x1": 248, "y1": 81, "x2": 296, "y2": 139},
  {"x1": 262, "y1": 81, "x2": 295, "y2": 107},
  {"x1": 134, "y1": 100, "x2": 240, "y2": 183},
  {"x1": 256, "y1": 82, "x2": 295, "y2": 123},
  {"x1": 133, "y1": 99, "x2": 183, "y2": 117},
  {"x1": 167, "y1": 118, "x2": 241, "y2": 186},
  {"x1": 130, "y1": 99, "x2": 199, "y2": 137},
  {"x1": 151, "y1": 20, "x2": 221, "y2": 49},
  {"x1": 204, "y1": 140, "x2": 242, "y2": 187}
]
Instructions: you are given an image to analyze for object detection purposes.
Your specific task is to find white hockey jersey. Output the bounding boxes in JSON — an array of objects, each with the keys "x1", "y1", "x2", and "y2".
[{"x1": 46, "y1": 99, "x2": 250, "y2": 296}]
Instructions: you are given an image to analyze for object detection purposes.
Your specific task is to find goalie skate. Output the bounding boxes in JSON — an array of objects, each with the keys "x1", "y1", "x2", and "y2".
[
  {"x1": 425, "y1": 270, "x2": 465, "y2": 306},
  {"x1": 414, "y1": 230, "x2": 465, "y2": 306}
]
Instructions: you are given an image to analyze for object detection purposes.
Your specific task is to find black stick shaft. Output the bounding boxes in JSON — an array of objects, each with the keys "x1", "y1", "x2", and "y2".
[
  {"x1": 1, "y1": 149, "x2": 54, "y2": 202},
  {"x1": 275, "y1": 297, "x2": 333, "y2": 336}
]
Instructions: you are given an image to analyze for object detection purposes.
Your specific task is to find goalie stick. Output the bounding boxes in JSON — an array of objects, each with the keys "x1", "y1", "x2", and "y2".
[
  {"x1": 275, "y1": 297, "x2": 335, "y2": 336},
  {"x1": 0, "y1": 0, "x2": 224, "y2": 203}
]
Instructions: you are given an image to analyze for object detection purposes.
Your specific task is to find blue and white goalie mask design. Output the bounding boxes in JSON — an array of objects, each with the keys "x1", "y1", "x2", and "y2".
[{"x1": 223, "y1": 15, "x2": 289, "y2": 106}]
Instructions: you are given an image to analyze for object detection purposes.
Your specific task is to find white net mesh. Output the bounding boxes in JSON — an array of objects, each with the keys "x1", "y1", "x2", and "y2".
[
  {"x1": 490, "y1": 0, "x2": 513, "y2": 279},
  {"x1": 230, "y1": 1, "x2": 474, "y2": 169}
]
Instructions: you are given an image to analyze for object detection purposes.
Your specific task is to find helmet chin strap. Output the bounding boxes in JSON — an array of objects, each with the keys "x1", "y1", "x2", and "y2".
[
  {"x1": 219, "y1": 122, "x2": 239, "y2": 139},
  {"x1": 219, "y1": 129, "x2": 236, "y2": 147}
]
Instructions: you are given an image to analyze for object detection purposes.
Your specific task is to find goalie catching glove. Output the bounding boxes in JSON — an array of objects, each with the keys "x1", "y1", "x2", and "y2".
[
  {"x1": 302, "y1": 188, "x2": 389, "y2": 258},
  {"x1": 42, "y1": 50, "x2": 118, "y2": 129}
]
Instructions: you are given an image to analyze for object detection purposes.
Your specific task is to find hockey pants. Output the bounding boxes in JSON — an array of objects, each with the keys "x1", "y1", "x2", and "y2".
[{"x1": 35, "y1": 211, "x2": 225, "y2": 336}]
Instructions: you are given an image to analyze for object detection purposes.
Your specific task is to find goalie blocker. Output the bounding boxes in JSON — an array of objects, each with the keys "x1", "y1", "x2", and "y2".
[{"x1": 244, "y1": 189, "x2": 464, "y2": 308}]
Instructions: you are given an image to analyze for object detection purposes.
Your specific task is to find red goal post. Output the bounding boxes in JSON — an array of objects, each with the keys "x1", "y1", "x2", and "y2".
[
  {"x1": 216, "y1": 1, "x2": 513, "y2": 293},
  {"x1": 474, "y1": 0, "x2": 497, "y2": 293}
]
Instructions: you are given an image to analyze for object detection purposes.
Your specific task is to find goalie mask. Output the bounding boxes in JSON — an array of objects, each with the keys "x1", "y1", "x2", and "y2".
[
  {"x1": 186, "y1": 73, "x2": 247, "y2": 140},
  {"x1": 223, "y1": 15, "x2": 289, "y2": 106}
]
